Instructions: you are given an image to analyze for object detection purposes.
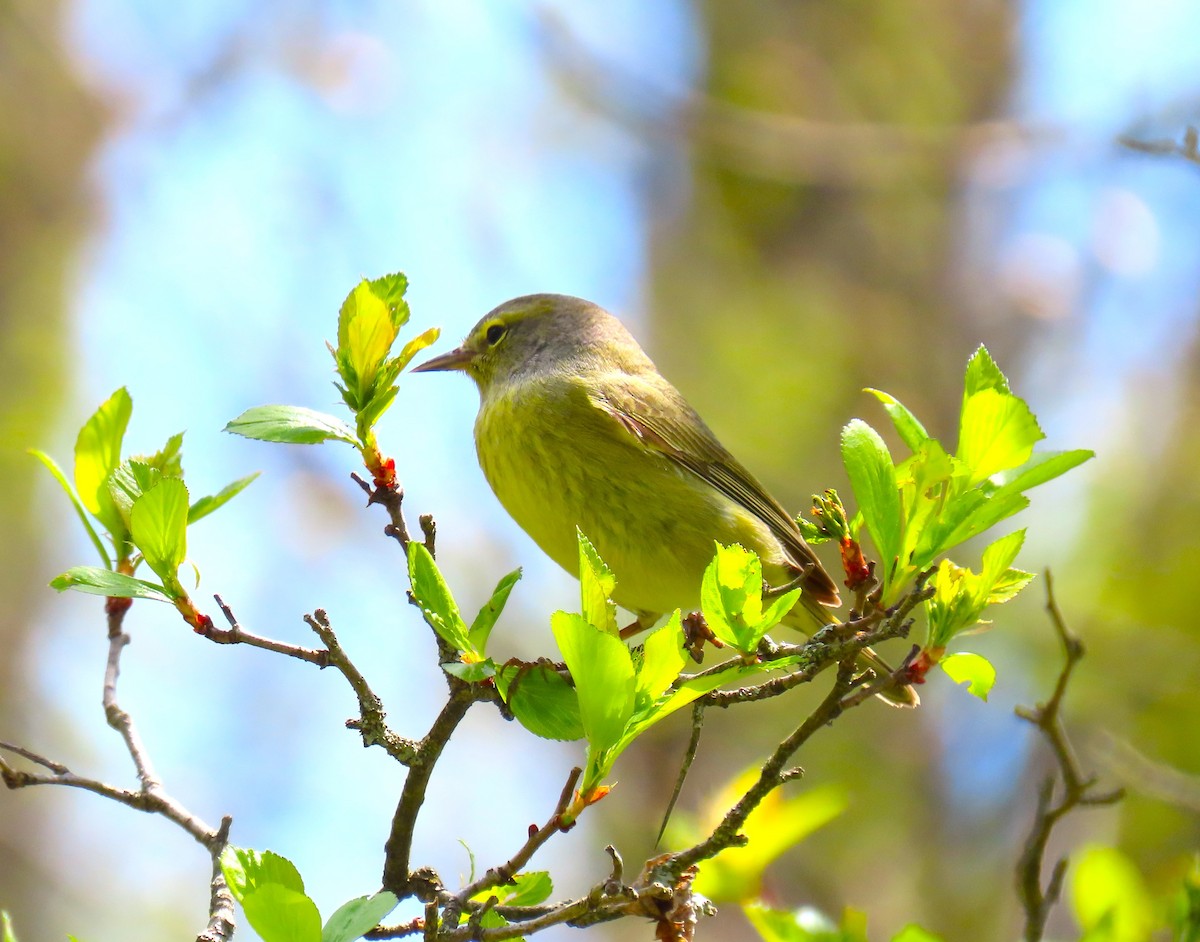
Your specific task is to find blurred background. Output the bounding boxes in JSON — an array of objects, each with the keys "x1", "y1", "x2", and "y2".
[{"x1": 2, "y1": 1, "x2": 1198, "y2": 940}]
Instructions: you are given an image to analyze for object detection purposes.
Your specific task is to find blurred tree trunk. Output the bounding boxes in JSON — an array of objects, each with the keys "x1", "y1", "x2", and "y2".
[
  {"x1": 0, "y1": 0, "x2": 104, "y2": 934},
  {"x1": 638, "y1": 3, "x2": 1017, "y2": 939}
]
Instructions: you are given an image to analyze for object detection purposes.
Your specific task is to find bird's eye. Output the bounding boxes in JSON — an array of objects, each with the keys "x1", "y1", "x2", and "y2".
[{"x1": 484, "y1": 323, "x2": 507, "y2": 346}]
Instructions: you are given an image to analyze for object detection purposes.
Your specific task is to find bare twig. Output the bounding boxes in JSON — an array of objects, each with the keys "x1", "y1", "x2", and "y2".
[
  {"x1": 1014, "y1": 572, "x2": 1125, "y2": 942},
  {"x1": 1120, "y1": 126, "x2": 1200, "y2": 166},
  {"x1": 201, "y1": 595, "x2": 329, "y2": 665},
  {"x1": 655, "y1": 702, "x2": 706, "y2": 846},
  {"x1": 353, "y1": 472, "x2": 414, "y2": 549},
  {"x1": 303, "y1": 609, "x2": 422, "y2": 763}
]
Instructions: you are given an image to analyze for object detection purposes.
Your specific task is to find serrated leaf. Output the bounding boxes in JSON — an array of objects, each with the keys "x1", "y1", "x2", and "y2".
[
  {"x1": 225, "y1": 406, "x2": 358, "y2": 445},
  {"x1": 497, "y1": 663, "x2": 584, "y2": 741},
  {"x1": 407, "y1": 543, "x2": 471, "y2": 652},
  {"x1": 130, "y1": 478, "x2": 189, "y2": 584},
  {"x1": 633, "y1": 612, "x2": 686, "y2": 711},
  {"x1": 759, "y1": 587, "x2": 802, "y2": 633},
  {"x1": 958, "y1": 389, "x2": 1044, "y2": 485},
  {"x1": 841, "y1": 420, "x2": 902, "y2": 579},
  {"x1": 551, "y1": 611, "x2": 635, "y2": 754},
  {"x1": 29, "y1": 448, "x2": 111, "y2": 568},
  {"x1": 987, "y1": 568, "x2": 1035, "y2": 604},
  {"x1": 963, "y1": 345, "x2": 1010, "y2": 398},
  {"x1": 701, "y1": 543, "x2": 765, "y2": 652},
  {"x1": 941, "y1": 653, "x2": 996, "y2": 700},
  {"x1": 242, "y1": 885, "x2": 322, "y2": 942},
  {"x1": 50, "y1": 566, "x2": 174, "y2": 602},
  {"x1": 866, "y1": 388, "x2": 929, "y2": 452},
  {"x1": 577, "y1": 529, "x2": 617, "y2": 633},
  {"x1": 468, "y1": 568, "x2": 521, "y2": 653},
  {"x1": 980, "y1": 529, "x2": 1026, "y2": 587},
  {"x1": 107, "y1": 459, "x2": 162, "y2": 530},
  {"x1": 145, "y1": 431, "x2": 185, "y2": 477},
  {"x1": 188, "y1": 473, "x2": 261, "y2": 524},
  {"x1": 322, "y1": 891, "x2": 397, "y2": 942}
]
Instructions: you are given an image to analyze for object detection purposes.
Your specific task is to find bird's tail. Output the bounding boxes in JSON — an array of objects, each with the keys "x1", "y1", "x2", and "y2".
[{"x1": 787, "y1": 592, "x2": 920, "y2": 709}]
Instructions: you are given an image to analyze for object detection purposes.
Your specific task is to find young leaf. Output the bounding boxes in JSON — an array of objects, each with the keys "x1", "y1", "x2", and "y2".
[
  {"x1": 242, "y1": 885, "x2": 322, "y2": 942},
  {"x1": 188, "y1": 472, "x2": 261, "y2": 524},
  {"x1": 407, "y1": 543, "x2": 471, "y2": 652},
  {"x1": 442, "y1": 660, "x2": 497, "y2": 683},
  {"x1": 396, "y1": 326, "x2": 441, "y2": 373},
  {"x1": 496, "y1": 663, "x2": 585, "y2": 741},
  {"x1": 940, "y1": 653, "x2": 996, "y2": 701},
  {"x1": 551, "y1": 611, "x2": 635, "y2": 754},
  {"x1": 577, "y1": 529, "x2": 618, "y2": 633},
  {"x1": 221, "y1": 847, "x2": 307, "y2": 900},
  {"x1": 225, "y1": 406, "x2": 358, "y2": 446},
  {"x1": 107, "y1": 459, "x2": 163, "y2": 530},
  {"x1": 130, "y1": 478, "x2": 189, "y2": 585},
  {"x1": 28, "y1": 448, "x2": 111, "y2": 568},
  {"x1": 502, "y1": 871, "x2": 553, "y2": 908},
  {"x1": 633, "y1": 612, "x2": 687, "y2": 711},
  {"x1": 1070, "y1": 845, "x2": 1156, "y2": 942},
  {"x1": 962, "y1": 345, "x2": 1010, "y2": 398},
  {"x1": 988, "y1": 448, "x2": 1095, "y2": 492},
  {"x1": 957, "y1": 389, "x2": 1043, "y2": 486},
  {"x1": 73, "y1": 387, "x2": 132, "y2": 538},
  {"x1": 50, "y1": 566, "x2": 174, "y2": 602},
  {"x1": 865, "y1": 388, "x2": 930, "y2": 452},
  {"x1": 701, "y1": 543, "x2": 767, "y2": 652},
  {"x1": 841, "y1": 420, "x2": 902, "y2": 578},
  {"x1": 321, "y1": 891, "x2": 397, "y2": 942},
  {"x1": 468, "y1": 568, "x2": 521, "y2": 653}
]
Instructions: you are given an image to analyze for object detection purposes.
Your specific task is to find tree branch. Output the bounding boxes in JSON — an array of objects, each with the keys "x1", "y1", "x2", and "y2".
[{"x1": 1014, "y1": 571, "x2": 1125, "y2": 942}]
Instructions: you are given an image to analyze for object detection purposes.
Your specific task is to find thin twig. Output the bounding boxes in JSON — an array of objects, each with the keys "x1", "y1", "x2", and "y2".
[
  {"x1": 1014, "y1": 571, "x2": 1125, "y2": 942},
  {"x1": 201, "y1": 595, "x2": 329, "y2": 665},
  {"x1": 655, "y1": 702, "x2": 705, "y2": 846},
  {"x1": 352, "y1": 472, "x2": 414, "y2": 549}
]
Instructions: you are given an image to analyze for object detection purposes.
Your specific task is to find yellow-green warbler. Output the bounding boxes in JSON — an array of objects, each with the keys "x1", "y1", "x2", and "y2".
[{"x1": 415, "y1": 294, "x2": 916, "y2": 707}]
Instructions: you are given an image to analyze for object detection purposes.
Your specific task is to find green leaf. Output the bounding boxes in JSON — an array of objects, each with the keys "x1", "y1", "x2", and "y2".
[
  {"x1": 107, "y1": 459, "x2": 161, "y2": 531},
  {"x1": 551, "y1": 611, "x2": 635, "y2": 754},
  {"x1": 225, "y1": 406, "x2": 358, "y2": 446},
  {"x1": 957, "y1": 388, "x2": 1044, "y2": 485},
  {"x1": 407, "y1": 542, "x2": 471, "y2": 652},
  {"x1": 633, "y1": 612, "x2": 687, "y2": 711},
  {"x1": 468, "y1": 568, "x2": 522, "y2": 653},
  {"x1": 866, "y1": 388, "x2": 930, "y2": 452},
  {"x1": 701, "y1": 543, "x2": 766, "y2": 652},
  {"x1": 188, "y1": 473, "x2": 260, "y2": 524},
  {"x1": 1070, "y1": 845, "x2": 1155, "y2": 942},
  {"x1": 221, "y1": 847, "x2": 307, "y2": 901},
  {"x1": 144, "y1": 431, "x2": 185, "y2": 477},
  {"x1": 841, "y1": 420, "x2": 902, "y2": 578},
  {"x1": 50, "y1": 566, "x2": 174, "y2": 602},
  {"x1": 577, "y1": 529, "x2": 618, "y2": 633},
  {"x1": 744, "y1": 903, "x2": 867, "y2": 942},
  {"x1": 940, "y1": 653, "x2": 996, "y2": 700},
  {"x1": 2, "y1": 910, "x2": 17, "y2": 942},
  {"x1": 28, "y1": 448, "x2": 111, "y2": 568},
  {"x1": 442, "y1": 660, "x2": 497, "y2": 683},
  {"x1": 337, "y1": 280, "x2": 404, "y2": 396},
  {"x1": 242, "y1": 885, "x2": 322, "y2": 942},
  {"x1": 498, "y1": 871, "x2": 553, "y2": 907},
  {"x1": 74, "y1": 387, "x2": 132, "y2": 537},
  {"x1": 891, "y1": 927, "x2": 946, "y2": 942},
  {"x1": 322, "y1": 891, "x2": 397, "y2": 942},
  {"x1": 130, "y1": 478, "x2": 189, "y2": 585},
  {"x1": 962, "y1": 345, "x2": 1010, "y2": 398},
  {"x1": 980, "y1": 529, "x2": 1026, "y2": 586},
  {"x1": 396, "y1": 326, "x2": 441, "y2": 373},
  {"x1": 497, "y1": 663, "x2": 585, "y2": 741},
  {"x1": 759, "y1": 587, "x2": 803, "y2": 633},
  {"x1": 988, "y1": 448, "x2": 1095, "y2": 492}
]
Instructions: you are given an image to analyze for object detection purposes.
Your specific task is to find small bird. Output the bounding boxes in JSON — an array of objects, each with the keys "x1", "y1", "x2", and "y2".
[{"x1": 414, "y1": 294, "x2": 916, "y2": 706}]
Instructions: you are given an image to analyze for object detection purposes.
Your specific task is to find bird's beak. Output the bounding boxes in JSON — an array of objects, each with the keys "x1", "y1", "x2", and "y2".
[{"x1": 411, "y1": 346, "x2": 475, "y2": 373}]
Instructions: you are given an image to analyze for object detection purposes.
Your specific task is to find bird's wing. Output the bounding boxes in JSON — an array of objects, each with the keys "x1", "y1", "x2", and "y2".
[{"x1": 589, "y1": 378, "x2": 840, "y2": 605}]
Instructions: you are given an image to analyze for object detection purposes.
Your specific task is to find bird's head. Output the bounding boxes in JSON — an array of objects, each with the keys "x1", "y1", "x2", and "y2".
[{"x1": 412, "y1": 294, "x2": 648, "y2": 392}]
